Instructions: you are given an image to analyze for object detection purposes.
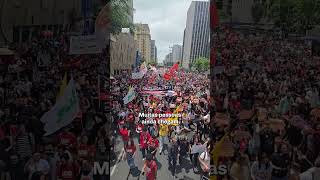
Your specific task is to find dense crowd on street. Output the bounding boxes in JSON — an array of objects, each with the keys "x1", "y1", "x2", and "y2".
[
  {"x1": 0, "y1": 33, "x2": 109, "y2": 180},
  {"x1": 110, "y1": 65, "x2": 211, "y2": 179},
  {"x1": 210, "y1": 26, "x2": 320, "y2": 180}
]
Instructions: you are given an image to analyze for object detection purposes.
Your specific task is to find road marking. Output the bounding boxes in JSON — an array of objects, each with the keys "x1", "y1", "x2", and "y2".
[{"x1": 111, "y1": 147, "x2": 125, "y2": 176}]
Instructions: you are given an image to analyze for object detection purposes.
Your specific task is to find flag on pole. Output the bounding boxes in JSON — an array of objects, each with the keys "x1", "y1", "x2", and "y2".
[
  {"x1": 132, "y1": 72, "x2": 144, "y2": 79},
  {"x1": 41, "y1": 78, "x2": 80, "y2": 136},
  {"x1": 163, "y1": 62, "x2": 179, "y2": 80},
  {"x1": 57, "y1": 73, "x2": 68, "y2": 101},
  {"x1": 140, "y1": 62, "x2": 148, "y2": 75},
  {"x1": 211, "y1": 134, "x2": 227, "y2": 180},
  {"x1": 123, "y1": 87, "x2": 136, "y2": 105},
  {"x1": 167, "y1": 104, "x2": 183, "y2": 126}
]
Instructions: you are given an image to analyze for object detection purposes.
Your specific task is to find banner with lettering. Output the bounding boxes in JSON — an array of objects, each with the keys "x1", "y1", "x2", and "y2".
[
  {"x1": 131, "y1": 72, "x2": 144, "y2": 79},
  {"x1": 41, "y1": 78, "x2": 80, "y2": 136}
]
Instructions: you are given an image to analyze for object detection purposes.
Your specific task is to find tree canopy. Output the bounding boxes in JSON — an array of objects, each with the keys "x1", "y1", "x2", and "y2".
[
  {"x1": 191, "y1": 57, "x2": 209, "y2": 72},
  {"x1": 109, "y1": 0, "x2": 135, "y2": 34}
]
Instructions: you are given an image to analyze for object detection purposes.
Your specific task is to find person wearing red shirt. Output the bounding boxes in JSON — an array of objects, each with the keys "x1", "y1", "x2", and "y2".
[
  {"x1": 124, "y1": 139, "x2": 137, "y2": 174},
  {"x1": 147, "y1": 134, "x2": 159, "y2": 160},
  {"x1": 139, "y1": 127, "x2": 151, "y2": 160},
  {"x1": 119, "y1": 125, "x2": 130, "y2": 146},
  {"x1": 127, "y1": 111, "x2": 135, "y2": 132},
  {"x1": 57, "y1": 153, "x2": 79, "y2": 180},
  {"x1": 141, "y1": 154, "x2": 158, "y2": 180},
  {"x1": 136, "y1": 121, "x2": 144, "y2": 135},
  {"x1": 77, "y1": 135, "x2": 94, "y2": 161},
  {"x1": 57, "y1": 129, "x2": 77, "y2": 148}
]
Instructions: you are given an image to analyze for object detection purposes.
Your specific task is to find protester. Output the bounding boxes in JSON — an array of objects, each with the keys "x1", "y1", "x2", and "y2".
[
  {"x1": 0, "y1": 32, "x2": 109, "y2": 180},
  {"x1": 198, "y1": 144, "x2": 210, "y2": 179},
  {"x1": 141, "y1": 154, "x2": 157, "y2": 180},
  {"x1": 167, "y1": 136, "x2": 179, "y2": 178},
  {"x1": 124, "y1": 138, "x2": 137, "y2": 173}
]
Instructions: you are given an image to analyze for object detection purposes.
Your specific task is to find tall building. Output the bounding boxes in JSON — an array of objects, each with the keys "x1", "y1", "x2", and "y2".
[
  {"x1": 134, "y1": 23, "x2": 151, "y2": 63},
  {"x1": 110, "y1": 31, "x2": 137, "y2": 75},
  {"x1": 182, "y1": 1, "x2": 210, "y2": 69},
  {"x1": 164, "y1": 52, "x2": 173, "y2": 66},
  {"x1": 151, "y1": 40, "x2": 157, "y2": 63},
  {"x1": 171, "y1": 44, "x2": 182, "y2": 64}
]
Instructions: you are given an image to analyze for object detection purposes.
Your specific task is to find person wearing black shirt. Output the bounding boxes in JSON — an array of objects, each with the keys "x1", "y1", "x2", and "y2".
[
  {"x1": 177, "y1": 135, "x2": 189, "y2": 169},
  {"x1": 260, "y1": 128, "x2": 276, "y2": 155},
  {"x1": 271, "y1": 143, "x2": 291, "y2": 180},
  {"x1": 168, "y1": 136, "x2": 180, "y2": 179}
]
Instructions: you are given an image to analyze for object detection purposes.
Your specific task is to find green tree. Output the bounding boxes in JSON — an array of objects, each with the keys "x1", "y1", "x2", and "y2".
[
  {"x1": 109, "y1": 0, "x2": 135, "y2": 34},
  {"x1": 192, "y1": 57, "x2": 209, "y2": 72}
]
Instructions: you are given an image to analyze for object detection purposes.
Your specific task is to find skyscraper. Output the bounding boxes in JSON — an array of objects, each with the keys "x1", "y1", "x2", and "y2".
[
  {"x1": 172, "y1": 44, "x2": 182, "y2": 64},
  {"x1": 134, "y1": 23, "x2": 152, "y2": 63},
  {"x1": 182, "y1": 1, "x2": 210, "y2": 69},
  {"x1": 151, "y1": 40, "x2": 158, "y2": 63}
]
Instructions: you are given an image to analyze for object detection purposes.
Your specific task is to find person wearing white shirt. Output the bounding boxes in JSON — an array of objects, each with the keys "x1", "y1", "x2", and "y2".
[
  {"x1": 199, "y1": 144, "x2": 210, "y2": 179},
  {"x1": 24, "y1": 153, "x2": 50, "y2": 180},
  {"x1": 299, "y1": 157, "x2": 320, "y2": 180}
]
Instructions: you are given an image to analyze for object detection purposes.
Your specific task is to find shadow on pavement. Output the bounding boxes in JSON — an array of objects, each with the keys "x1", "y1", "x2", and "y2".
[
  {"x1": 176, "y1": 156, "x2": 194, "y2": 174},
  {"x1": 128, "y1": 167, "x2": 141, "y2": 178}
]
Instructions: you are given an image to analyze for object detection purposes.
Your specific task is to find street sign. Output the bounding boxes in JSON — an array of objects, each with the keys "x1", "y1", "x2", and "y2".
[{"x1": 69, "y1": 35, "x2": 102, "y2": 54}]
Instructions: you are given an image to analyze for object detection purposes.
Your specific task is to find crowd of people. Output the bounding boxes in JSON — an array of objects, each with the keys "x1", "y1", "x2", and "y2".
[
  {"x1": 111, "y1": 65, "x2": 211, "y2": 179},
  {"x1": 210, "y1": 26, "x2": 320, "y2": 180},
  {"x1": 0, "y1": 33, "x2": 110, "y2": 180}
]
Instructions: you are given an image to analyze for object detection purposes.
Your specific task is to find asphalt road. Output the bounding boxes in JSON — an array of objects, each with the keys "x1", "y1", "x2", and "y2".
[{"x1": 110, "y1": 133, "x2": 202, "y2": 180}]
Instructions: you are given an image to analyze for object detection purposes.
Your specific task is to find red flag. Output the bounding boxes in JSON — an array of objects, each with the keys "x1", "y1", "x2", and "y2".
[
  {"x1": 170, "y1": 63, "x2": 179, "y2": 73},
  {"x1": 210, "y1": 1, "x2": 219, "y2": 29},
  {"x1": 164, "y1": 62, "x2": 179, "y2": 80},
  {"x1": 164, "y1": 72, "x2": 171, "y2": 81}
]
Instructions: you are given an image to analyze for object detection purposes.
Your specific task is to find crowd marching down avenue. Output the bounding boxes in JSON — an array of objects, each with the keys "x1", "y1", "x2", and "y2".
[{"x1": 110, "y1": 62, "x2": 211, "y2": 180}]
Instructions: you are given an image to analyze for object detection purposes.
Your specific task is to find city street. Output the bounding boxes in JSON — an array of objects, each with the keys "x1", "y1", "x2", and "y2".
[{"x1": 111, "y1": 133, "x2": 201, "y2": 180}]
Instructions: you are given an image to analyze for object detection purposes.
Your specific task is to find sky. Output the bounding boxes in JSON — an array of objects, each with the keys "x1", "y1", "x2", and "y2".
[{"x1": 133, "y1": 0, "x2": 204, "y2": 63}]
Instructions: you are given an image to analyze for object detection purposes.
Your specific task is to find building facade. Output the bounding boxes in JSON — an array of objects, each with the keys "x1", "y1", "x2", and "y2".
[
  {"x1": 0, "y1": 0, "x2": 105, "y2": 44},
  {"x1": 182, "y1": 1, "x2": 210, "y2": 69},
  {"x1": 110, "y1": 32, "x2": 137, "y2": 75},
  {"x1": 171, "y1": 44, "x2": 182, "y2": 64},
  {"x1": 151, "y1": 39, "x2": 157, "y2": 63},
  {"x1": 134, "y1": 23, "x2": 151, "y2": 63},
  {"x1": 164, "y1": 52, "x2": 173, "y2": 66}
]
